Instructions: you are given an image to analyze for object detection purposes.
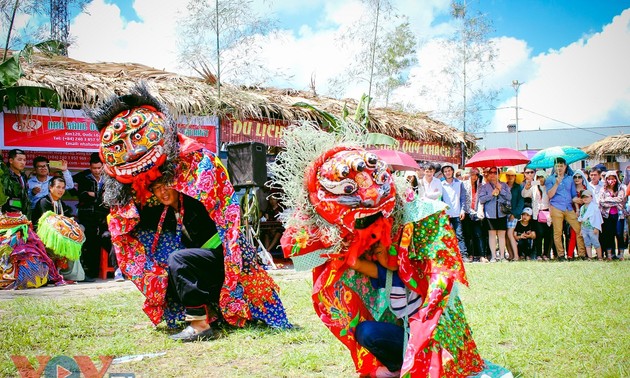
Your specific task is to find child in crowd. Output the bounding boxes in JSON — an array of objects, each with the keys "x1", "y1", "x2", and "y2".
[
  {"x1": 577, "y1": 190, "x2": 603, "y2": 260},
  {"x1": 514, "y1": 207, "x2": 537, "y2": 260}
]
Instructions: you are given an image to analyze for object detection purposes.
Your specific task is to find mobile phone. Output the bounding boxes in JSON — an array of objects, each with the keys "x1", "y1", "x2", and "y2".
[{"x1": 49, "y1": 160, "x2": 63, "y2": 170}]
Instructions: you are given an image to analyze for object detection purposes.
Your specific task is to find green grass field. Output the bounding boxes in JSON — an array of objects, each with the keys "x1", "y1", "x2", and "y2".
[{"x1": 1, "y1": 261, "x2": 628, "y2": 377}]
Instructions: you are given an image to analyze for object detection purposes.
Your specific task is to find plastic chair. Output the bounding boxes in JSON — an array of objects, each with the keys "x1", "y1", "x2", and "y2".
[{"x1": 98, "y1": 247, "x2": 115, "y2": 280}]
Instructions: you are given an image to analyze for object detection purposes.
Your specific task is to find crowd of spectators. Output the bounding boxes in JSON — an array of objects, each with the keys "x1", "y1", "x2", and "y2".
[
  {"x1": 0, "y1": 149, "x2": 120, "y2": 283},
  {"x1": 406, "y1": 159, "x2": 628, "y2": 262}
]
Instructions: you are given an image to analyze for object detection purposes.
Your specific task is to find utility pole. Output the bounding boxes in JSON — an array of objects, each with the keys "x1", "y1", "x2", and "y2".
[
  {"x1": 215, "y1": 0, "x2": 221, "y2": 102},
  {"x1": 512, "y1": 79, "x2": 523, "y2": 150},
  {"x1": 366, "y1": 0, "x2": 381, "y2": 115}
]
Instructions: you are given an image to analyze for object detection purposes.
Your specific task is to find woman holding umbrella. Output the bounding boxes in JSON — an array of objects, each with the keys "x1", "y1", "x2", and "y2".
[{"x1": 478, "y1": 167, "x2": 511, "y2": 261}]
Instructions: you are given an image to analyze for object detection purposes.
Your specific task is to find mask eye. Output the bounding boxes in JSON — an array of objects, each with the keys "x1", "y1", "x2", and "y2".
[
  {"x1": 343, "y1": 183, "x2": 357, "y2": 194},
  {"x1": 320, "y1": 178, "x2": 358, "y2": 195},
  {"x1": 112, "y1": 121, "x2": 125, "y2": 131},
  {"x1": 102, "y1": 130, "x2": 112, "y2": 143},
  {"x1": 130, "y1": 115, "x2": 142, "y2": 126},
  {"x1": 113, "y1": 143, "x2": 124, "y2": 153},
  {"x1": 364, "y1": 153, "x2": 378, "y2": 168},
  {"x1": 133, "y1": 132, "x2": 143, "y2": 141},
  {"x1": 374, "y1": 170, "x2": 389, "y2": 185},
  {"x1": 335, "y1": 165, "x2": 350, "y2": 178}
]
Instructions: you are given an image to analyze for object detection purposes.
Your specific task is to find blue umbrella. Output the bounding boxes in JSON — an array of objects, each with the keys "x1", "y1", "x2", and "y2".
[{"x1": 527, "y1": 146, "x2": 589, "y2": 169}]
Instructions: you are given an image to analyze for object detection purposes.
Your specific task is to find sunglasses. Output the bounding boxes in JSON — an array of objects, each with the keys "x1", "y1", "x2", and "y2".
[
  {"x1": 525, "y1": 171, "x2": 534, "y2": 174},
  {"x1": 489, "y1": 170, "x2": 498, "y2": 174}
]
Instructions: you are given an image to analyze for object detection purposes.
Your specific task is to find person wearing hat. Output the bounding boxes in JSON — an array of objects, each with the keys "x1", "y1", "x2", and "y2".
[
  {"x1": 441, "y1": 164, "x2": 469, "y2": 262},
  {"x1": 545, "y1": 157, "x2": 587, "y2": 260},
  {"x1": 577, "y1": 190, "x2": 603, "y2": 260},
  {"x1": 598, "y1": 170, "x2": 626, "y2": 260},
  {"x1": 514, "y1": 207, "x2": 537, "y2": 260},
  {"x1": 505, "y1": 167, "x2": 525, "y2": 261},
  {"x1": 478, "y1": 167, "x2": 511, "y2": 261}
]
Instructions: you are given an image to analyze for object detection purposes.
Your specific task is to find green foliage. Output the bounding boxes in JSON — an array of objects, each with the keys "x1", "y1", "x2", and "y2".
[
  {"x1": 0, "y1": 160, "x2": 9, "y2": 206},
  {"x1": 292, "y1": 102, "x2": 339, "y2": 132},
  {"x1": 21, "y1": 40, "x2": 66, "y2": 59},
  {"x1": 0, "y1": 85, "x2": 61, "y2": 110},
  {"x1": 440, "y1": 0, "x2": 497, "y2": 133},
  {"x1": 0, "y1": 41, "x2": 62, "y2": 110},
  {"x1": 294, "y1": 97, "x2": 396, "y2": 147},
  {"x1": 0, "y1": 56, "x2": 22, "y2": 88},
  {"x1": 373, "y1": 21, "x2": 417, "y2": 106}
]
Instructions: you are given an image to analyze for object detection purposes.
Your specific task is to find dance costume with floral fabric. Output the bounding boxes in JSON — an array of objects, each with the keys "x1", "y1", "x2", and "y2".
[
  {"x1": 279, "y1": 143, "x2": 484, "y2": 377},
  {"x1": 109, "y1": 139, "x2": 290, "y2": 329}
]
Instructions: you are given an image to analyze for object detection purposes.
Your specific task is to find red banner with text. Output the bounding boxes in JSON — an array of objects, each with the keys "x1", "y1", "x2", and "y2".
[
  {"x1": 220, "y1": 117, "x2": 291, "y2": 147},
  {"x1": 219, "y1": 116, "x2": 460, "y2": 163},
  {"x1": 1, "y1": 108, "x2": 218, "y2": 166},
  {"x1": 392, "y1": 138, "x2": 462, "y2": 164}
]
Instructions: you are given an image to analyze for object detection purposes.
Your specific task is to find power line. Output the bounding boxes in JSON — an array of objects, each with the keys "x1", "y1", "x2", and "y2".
[
  {"x1": 426, "y1": 106, "x2": 628, "y2": 136},
  {"x1": 518, "y1": 107, "x2": 610, "y2": 137}
]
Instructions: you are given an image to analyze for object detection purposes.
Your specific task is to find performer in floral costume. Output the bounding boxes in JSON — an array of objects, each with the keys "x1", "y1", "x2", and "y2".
[
  {"x1": 272, "y1": 123, "x2": 510, "y2": 377},
  {"x1": 87, "y1": 84, "x2": 290, "y2": 340}
]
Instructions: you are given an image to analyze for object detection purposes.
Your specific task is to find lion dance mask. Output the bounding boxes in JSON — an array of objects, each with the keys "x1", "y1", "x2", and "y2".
[
  {"x1": 275, "y1": 123, "x2": 488, "y2": 377},
  {"x1": 87, "y1": 83, "x2": 291, "y2": 329}
]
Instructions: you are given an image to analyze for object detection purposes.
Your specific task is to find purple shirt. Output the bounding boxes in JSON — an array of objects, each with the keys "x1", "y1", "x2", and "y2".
[{"x1": 545, "y1": 174, "x2": 577, "y2": 211}]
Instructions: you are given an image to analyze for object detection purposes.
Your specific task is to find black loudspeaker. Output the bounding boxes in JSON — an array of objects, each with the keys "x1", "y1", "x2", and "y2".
[{"x1": 227, "y1": 142, "x2": 267, "y2": 188}]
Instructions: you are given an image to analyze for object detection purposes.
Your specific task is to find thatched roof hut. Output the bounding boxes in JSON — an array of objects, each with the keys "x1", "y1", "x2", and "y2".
[
  {"x1": 583, "y1": 134, "x2": 630, "y2": 159},
  {"x1": 7, "y1": 50, "x2": 475, "y2": 149}
]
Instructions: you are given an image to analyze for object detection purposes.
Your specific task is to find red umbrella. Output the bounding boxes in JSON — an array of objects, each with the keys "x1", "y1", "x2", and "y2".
[
  {"x1": 465, "y1": 148, "x2": 530, "y2": 168},
  {"x1": 369, "y1": 149, "x2": 419, "y2": 171}
]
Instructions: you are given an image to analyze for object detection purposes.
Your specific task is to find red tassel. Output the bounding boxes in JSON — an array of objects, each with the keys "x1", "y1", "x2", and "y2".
[{"x1": 132, "y1": 166, "x2": 163, "y2": 204}]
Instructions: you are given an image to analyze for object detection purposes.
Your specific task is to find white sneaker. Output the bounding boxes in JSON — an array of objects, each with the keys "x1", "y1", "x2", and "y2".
[
  {"x1": 480, "y1": 257, "x2": 489, "y2": 263},
  {"x1": 114, "y1": 268, "x2": 124, "y2": 282}
]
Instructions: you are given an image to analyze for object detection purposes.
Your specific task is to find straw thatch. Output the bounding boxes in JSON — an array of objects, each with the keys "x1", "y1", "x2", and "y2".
[
  {"x1": 583, "y1": 134, "x2": 630, "y2": 159},
  {"x1": 6, "y1": 50, "x2": 475, "y2": 148}
]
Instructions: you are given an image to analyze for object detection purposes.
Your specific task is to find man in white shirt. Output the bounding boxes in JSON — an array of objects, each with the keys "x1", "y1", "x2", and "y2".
[
  {"x1": 28, "y1": 156, "x2": 75, "y2": 212},
  {"x1": 421, "y1": 163, "x2": 443, "y2": 201},
  {"x1": 588, "y1": 168, "x2": 604, "y2": 203},
  {"x1": 441, "y1": 164, "x2": 469, "y2": 261}
]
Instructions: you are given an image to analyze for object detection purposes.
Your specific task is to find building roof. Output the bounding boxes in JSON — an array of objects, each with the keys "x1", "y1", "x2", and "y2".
[
  {"x1": 583, "y1": 134, "x2": 630, "y2": 159},
  {"x1": 475, "y1": 126, "x2": 630, "y2": 151},
  {"x1": 4, "y1": 49, "x2": 475, "y2": 149}
]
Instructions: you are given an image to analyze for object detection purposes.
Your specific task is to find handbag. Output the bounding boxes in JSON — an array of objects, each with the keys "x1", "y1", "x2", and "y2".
[
  {"x1": 538, "y1": 210, "x2": 550, "y2": 223},
  {"x1": 500, "y1": 201, "x2": 512, "y2": 215}
]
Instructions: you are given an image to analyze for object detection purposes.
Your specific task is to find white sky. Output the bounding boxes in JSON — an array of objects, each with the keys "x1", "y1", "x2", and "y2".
[{"x1": 16, "y1": 0, "x2": 630, "y2": 132}]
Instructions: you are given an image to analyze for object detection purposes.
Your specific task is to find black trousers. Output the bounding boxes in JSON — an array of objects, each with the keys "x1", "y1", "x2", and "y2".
[
  {"x1": 78, "y1": 211, "x2": 107, "y2": 276},
  {"x1": 167, "y1": 247, "x2": 225, "y2": 317}
]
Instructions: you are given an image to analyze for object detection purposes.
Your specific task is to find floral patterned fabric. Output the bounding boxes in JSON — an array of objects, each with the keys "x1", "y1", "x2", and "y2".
[
  {"x1": 109, "y1": 141, "x2": 291, "y2": 329},
  {"x1": 295, "y1": 210, "x2": 484, "y2": 377},
  {"x1": 0, "y1": 224, "x2": 64, "y2": 289}
]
